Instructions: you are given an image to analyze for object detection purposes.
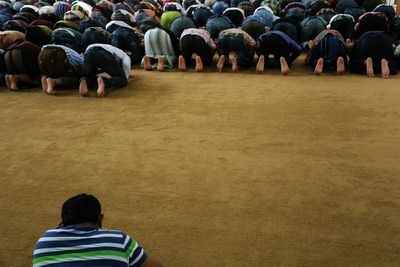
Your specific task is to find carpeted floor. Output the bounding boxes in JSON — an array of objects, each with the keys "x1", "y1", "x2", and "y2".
[{"x1": 1, "y1": 63, "x2": 400, "y2": 266}]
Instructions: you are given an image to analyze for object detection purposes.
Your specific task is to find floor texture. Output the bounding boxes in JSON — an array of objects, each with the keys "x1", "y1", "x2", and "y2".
[{"x1": 1, "y1": 62, "x2": 400, "y2": 266}]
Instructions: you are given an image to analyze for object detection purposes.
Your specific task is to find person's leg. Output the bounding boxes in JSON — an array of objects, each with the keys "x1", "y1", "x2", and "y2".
[
  {"x1": 364, "y1": 57, "x2": 374, "y2": 77},
  {"x1": 82, "y1": 47, "x2": 103, "y2": 84},
  {"x1": 178, "y1": 55, "x2": 186, "y2": 71},
  {"x1": 7, "y1": 75, "x2": 18, "y2": 91},
  {"x1": 228, "y1": 34, "x2": 253, "y2": 68},
  {"x1": 144, "y1": 28, "x2": 176, "y2": 69},
  {"x1": 216, "y1": 34, "x2": 230, "y2": 72},
  {"x1": 257, "y1": 35, "x2": 281, "y2": 70},
  {"x1": 314, "y1": 58, "x2": 324, "y2": 75},
  {"x1": 180, "y1": 35, "x2": 196, "y2": 67},
  {"x1": 46, "y1": 78, "x2": 58, "y2": 96},
  {"x1": 337, "y1": 57, "x2": 345, "y2": 75},
  {"x1": 80, "y1": 48, "x2": 102, "y2": 96},
  {"x1": 46, "y1": 77, "x2": 79, "y2": 95},
  {"x1": 41, "y1": 76, "x2": 48, "y2": 93},
  {"x1": 195, "y1": 56, "x2": 203, "y2": 72},
  {"x1": 84, "y1": 48, "x2": 128, "y2": 89},
  {"x1": 96, "y1": 53, "x2": 128, "y2": 88},
  {"x1": 190, "y1": 36, "x2": 214, "y2": 69},
  {"x1": 97, "y1": 77, "x2": 105, "y2": 97},
  {"x1": 231, "y1": 55, "x2": 238, "y2": 73},
  {"x1": 5, "y1": 74, "x2": 11, "y2": 89},
  {"x1": 217, "y1": 55, "x2": 225, "y2": 72},
  {"x1": 200, "y1": 45, "x2": 215, "y2": 67},
  {"x1": 256, "y1": 55, "x2": 265, "y2": 73},
  {"x1": 143, "y1": 56, "x2": 152, "y2": 71},
  {"x1": 280, "y1": 57, "x2": 290, "y2": 75},
  {"x1": 381, "y1": 59, "x2": 390, "y2": 79},
  {"x1": 157, "y1": 57, "x2": 165, "y2": 72},
  {"x1": 79, "y1": 78, "x2": 89, "y2": 97},
  {"x1": 353, "y1": 32, "x2": 394, "y2": 77},
  {"x1": 8, "y1": 74, "x2": 39, "y2": 91}
]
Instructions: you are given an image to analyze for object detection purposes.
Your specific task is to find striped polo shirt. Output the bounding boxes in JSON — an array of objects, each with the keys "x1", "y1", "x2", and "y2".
[{"x1": 33, "y1": 226, "x2": 147, "y2": 267}]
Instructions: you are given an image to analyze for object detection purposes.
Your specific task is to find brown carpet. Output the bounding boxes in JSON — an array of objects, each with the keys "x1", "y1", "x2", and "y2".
[{"x1": 1, "y1": 63, "x2": 400, "y2": 266}]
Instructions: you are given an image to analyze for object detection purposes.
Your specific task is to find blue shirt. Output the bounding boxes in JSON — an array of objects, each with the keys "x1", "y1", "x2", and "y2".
[
  {"x1": 42, "y1": 44, "x2": 84, "y2": 70},
  {"x1": 258, "y1": 31, "x2": 302, "y2": 54}
]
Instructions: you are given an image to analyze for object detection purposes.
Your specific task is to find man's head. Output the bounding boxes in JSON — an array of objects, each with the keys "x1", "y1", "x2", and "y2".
[{"x1": 61, "y1": 193, "x2": 103, "y2": 227}]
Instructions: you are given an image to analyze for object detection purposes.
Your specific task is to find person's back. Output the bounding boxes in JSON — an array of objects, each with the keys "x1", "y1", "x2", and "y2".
[
  {"x1": 33, "y1": 226, "x2": 145, "y2": 266},
  {"x1": 33, "y1": 193, "x2": 163, "y2": 267}
]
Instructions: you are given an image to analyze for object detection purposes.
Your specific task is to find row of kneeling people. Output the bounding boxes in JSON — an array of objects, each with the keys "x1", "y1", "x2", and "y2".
[{"x1": 1, "y1": 0, "x2": 400, "y2": 97}]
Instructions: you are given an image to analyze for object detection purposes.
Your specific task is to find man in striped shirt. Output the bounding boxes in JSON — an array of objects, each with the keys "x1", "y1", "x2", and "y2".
[{"x1": 33, "y1": 193, "x2": 163, "y2": 267}]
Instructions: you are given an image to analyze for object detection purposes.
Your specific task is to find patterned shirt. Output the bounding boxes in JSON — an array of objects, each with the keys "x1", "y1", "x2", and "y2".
[
  {"x1": 42, "y1": 44, "x2": 84, "y2": 69},
  {"x1": 312, "y1": 29, "x2": 345, "y2": 46},
  {"x1": 219, "y1": 28, "x2": 256, "y2": 47},
  {"x1": 180, "y1": 28, "x2": 216, "y2": 49},
  {"x1": 33, "y1": 226, "x2": 147, "y2": 267}
]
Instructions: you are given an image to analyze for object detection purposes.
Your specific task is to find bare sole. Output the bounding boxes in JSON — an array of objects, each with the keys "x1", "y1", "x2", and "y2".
[
  {"x1": 97, "y1": 77, "x2": 106, "y2": 97},
  {"x1": 256, "y1": 55, "x2": 265, "y2": 74},
  {"x1": 195, "y1": 56, "x2": 203, "y2": 72},
  {"x1": 381, "y1": 59, "x2": 390, "y2": 79},
  {"x1": 314, "y1": 58, "x2": 323, "y2": 75},
  {"x1": 280, "y1": 57, "x2": 289, "y2": 76},
  {"x1": 364, "y1": 58, "x2": 374, "y2": 78},
  {"x1": 79, "y1": 79, "x2": 89, "y2": 97},
  {"x1": 157, "y1": 57, "x2": 165, "y2": 72},
  {"x1": 216, "y1": 55, "x2": 225, "y2": 72},
  {"x1": 337, "y1": 57, "x2": 345, "y2": 75},
  {"x1": 41, "y1": 76, "x2": 48, "y2": 93},
  {"x1": 178, "y1": 55, "x2": 186, "y2": 72},
  {"x1": 231, "y1": 55, "x2": 238, "y2": 73},
  {"x1": 144, "y1": 56, "x2": 152, "y2": 71}
]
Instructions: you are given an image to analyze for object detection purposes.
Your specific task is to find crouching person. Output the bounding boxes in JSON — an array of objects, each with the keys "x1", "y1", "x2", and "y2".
[
  {"x1": 306, "y1": 29, "x2": 347, "y2": 75},
  {"x1": 4, "y1": 40, "x2": 41, "y2": 91},
  {"x1": 39, "y1": 44, "x2": 83, "y2": 95},
  {"x1": 80, "y1": 43, "x2": 131, "y2": 97}
]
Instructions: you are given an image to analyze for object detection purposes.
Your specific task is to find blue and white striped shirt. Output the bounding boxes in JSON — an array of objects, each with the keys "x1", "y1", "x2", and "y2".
[{"x1": 33, "y1": 226, "x2": 147, "y2": 267}]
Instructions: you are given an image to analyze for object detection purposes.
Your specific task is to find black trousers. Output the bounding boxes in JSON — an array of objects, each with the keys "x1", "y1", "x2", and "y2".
[
  {"x1": 180, "y1": 34, "x2": 214, "y2": 66},
  {"x1": 82, "y1": 47, "x2": 127, "y2": 87}
]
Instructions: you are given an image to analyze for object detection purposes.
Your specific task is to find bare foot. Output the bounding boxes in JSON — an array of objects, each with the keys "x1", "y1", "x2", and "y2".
[
  {"x1": 381, "y1": 59, "x2": 390, "y2": 79},
  {"x1": 216, "y1": 55, "x2": 225, "y2": 72},
  {"x1": 143, "y1": 56, "x2": 152, "y2": 71},
  {"x1": 157, "y1": 57, "x2": 165, "y2": 72},
  {"x1": 195, "y1": 56, "x2": 203, "y2": 72},
  {"x1": 178, "y1": 55, "x2": 186, "y2": 72},
  {"x1": 231, "y1": 55, "x2": 238, "y2": 73},
  {"x1": 97, "y1": 77, "x2": 105, "y2": 97},
  {"x1": 41, "y1": 76, "x2": 48, "y2": 93},
  {"x1": 280, "y1": 57, "x2": 289, "y2": 76},
  {"x1": 5, "y1": 74, "x2": 11, "y2": 89},
  {"x1": 256, "y1": 55, "x2": 265, "y2": 74},
  {"x1": 8, "y1": 75, "x2": 19, "y2": 91},
  {"x1": 46, "y1": 78, "x2": 56, "y2": 95},
  {"x1": 364, "y1": 57, "x2": 374, "y2": 77},
  {"x1": 314, "y1": 58, "x2": 323, "y2": 75},
  {"x1": 79, "y1": 79, "x2": 89, "y2": 97},
  {"x1": 337, "y1": 57, "x2": 345, "y2": 75}
]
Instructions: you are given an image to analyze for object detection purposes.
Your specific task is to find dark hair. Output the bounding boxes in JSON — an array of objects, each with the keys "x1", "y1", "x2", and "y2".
[{"x1": 61, "y1": 193, "x2": 101, "y2": 226}]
